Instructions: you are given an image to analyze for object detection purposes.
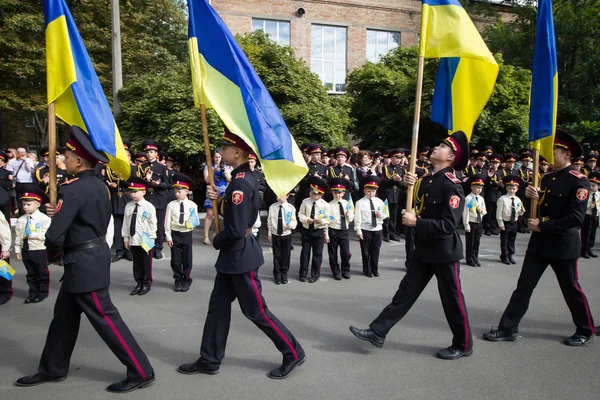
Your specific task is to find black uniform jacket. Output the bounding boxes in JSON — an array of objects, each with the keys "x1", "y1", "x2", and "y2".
[
  {"x1": 380, "y1": 165, "x2": 404, "y2": 203},
  {"x1": 213, "y1": 162, "x2": 264, "y2": 275},
  {"x1": 138, "y1": 160, "x2": 170, "y2": 209},
  {"x1": 45, "y1": 170, "x2": 112, "y2": 293},
  {"x1": 528, "y1": 165, "x2": 590, "y2": 259},
  {"x1": 413, "y1": 166, "x2": 465, "y2": 263}
]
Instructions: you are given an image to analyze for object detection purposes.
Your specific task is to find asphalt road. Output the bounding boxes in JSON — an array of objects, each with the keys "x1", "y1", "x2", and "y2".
[{"x1": 1, "y1": 227, "x2": 599, "y2": 400}]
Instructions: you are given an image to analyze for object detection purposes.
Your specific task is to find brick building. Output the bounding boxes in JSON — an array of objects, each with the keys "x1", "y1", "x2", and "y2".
[{"x1": 212, "y1": 0, "x2": 509, "y2": 93}]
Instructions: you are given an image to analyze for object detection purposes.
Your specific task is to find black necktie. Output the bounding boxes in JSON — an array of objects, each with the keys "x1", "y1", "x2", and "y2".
[
  {"x1": 369, "y1": 199, "x2": 377, "y2": 228},
  {"x1": 179, "y1": 201, "x2": 185, "y2": 224},
  {"x1": 339, "y1": 202, "x2": 347, "y2": 230},
  {"x1": 277, "y1": 205, "x2": 284, "y2": 235},
  {"x1": 510, "y1": 197, "x2": 516, "y2": 222},
  {"x1": 131, "y1": 203, "x2": 139, "y2": 236},
  {"x1": 593, "y1": 193, "x2": 598, "y2": 217},
  {"x1": 309, "y1": 201, "x2": 316, "y2": 230},
  {"x1": 476, "y1": 197, "x2": 482, "y2": 223}
]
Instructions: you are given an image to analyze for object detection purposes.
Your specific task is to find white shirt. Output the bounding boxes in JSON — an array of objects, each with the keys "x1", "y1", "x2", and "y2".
[
  {"x1": 298, "y1": 197, "x2": 330, "y2": 233},
  {"x1": 0, "y1": 212, "x2": 11, "y2": 252},
  {"x1": 354, "y1": 196, "x2": 385, "y2": 235},
  {"x1": 587, "y1": 191, "x2": 599, "y2": 216},
  {"x1": 462, "y1": 193, "x2": 487, "y2": 227},
  {"x1": 7, "y1": 158, "x2": 34, "y2": 183},
  {"x1": 122, "y1": 199, "x2": 157, "y2": 246},
  {"x1": 327, "y1": 199, "x2": 355, "y2": 230},
  {"x1": 267, "y1": 201, "x2": 297, "y2": 237},
  {"x1": 164, "y1": 198, "x2": 199, "y2": 241},
  {"x1": 14, "y1": 209, "x2": 52, "y2": 253},
  {"x1": 496, "y1": 194, "x2": 525, "y2": 227}
]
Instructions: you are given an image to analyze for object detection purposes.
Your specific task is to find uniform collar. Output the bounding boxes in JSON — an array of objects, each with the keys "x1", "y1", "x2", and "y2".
[
  {"x1": 231, "y1": 162, "x2": 251, "y2": 176},
  {"x1": 74, "y1": 169, "x2": 96, "y2": 178}
]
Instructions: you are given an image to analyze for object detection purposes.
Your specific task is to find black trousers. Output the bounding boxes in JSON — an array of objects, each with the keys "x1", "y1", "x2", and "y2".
[
  {"x1": 199, "y1": 269, "x2": 304, "y2": 368},
  {"x1": 483, "y1": 201, "x2": 499, "y2": 233},
  {"x1": 499, "y1": 253, "x2": 595, "y2": 336},
  {"x1": 581, "y1": 214, "x2": 598, "y2": 255},
  {"x1": 272, "y1": 234, "x2": 292, "y2": 280},
  {"x1": 500, "y1": 221, "x2": 518, "y2": 258},
  {"x1": 370, "y1": 259, "x2": 472, "y2": 351},
  {"x1": 38, "y1": 285, "x2": 153, "y2": 379},
  {"x1": 22, "y1": 249, "x2": 49, "y2": 298},
  {"x1": 299, "y1": 228, "x2": 324, "y2": 279},
  {"x1": 360, "y1": 230, "x2": 382, "y2": 275},
  {"x1": 131, "y1": 246, "x2": 152, "y2": 286},
  {"x1": 327, "y1": 228, "x2": 351, "y2": 276},
  {"x1": 154, "y1": 208, "x2": 166, "y2": 251},
  {"x1": 404, "y1": 226, "x2": 416, "y2": 267},
  {"x1": 383, "y1": 202, "x2": 399, "y2": 239},
  {"x1": 170, "y1": 231, "x2": 193, "y2": 282},
  {"x1": 113, "y1": 214, "x2": 131, "y2": 258},
  {"x1": 465, "y1": 222, "x2": 483, "y2": 264}
]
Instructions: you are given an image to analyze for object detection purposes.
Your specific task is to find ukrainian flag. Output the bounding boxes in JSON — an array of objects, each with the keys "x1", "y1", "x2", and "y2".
[
  {"x1": 187, "y1": 0, "x2": 308, "y2": 198},
  {"x1": 420, "y1": 0, "x2": 499, "y2": 140},
  {"x1": 44, "y1": 0, "x2": 130, "y2": 179},
  {"x1": 529, "y1": 0, "x2": 558, "y2": 165}
]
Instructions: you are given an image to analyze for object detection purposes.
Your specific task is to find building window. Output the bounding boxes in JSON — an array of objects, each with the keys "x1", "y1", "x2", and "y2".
[
  {"x1": 252, "y1": 19, "x2": 290, "y2": 46},
  {"x1": 366, "y1": 30, "x2": 400, "y2": 62},
  {"x1": 311, "y1": 25, "x2": 347, "y2": 93}
]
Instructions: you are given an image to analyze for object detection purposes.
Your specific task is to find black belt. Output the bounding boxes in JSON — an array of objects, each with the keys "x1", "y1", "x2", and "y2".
[{"x1": 63, "y1": 236, "x2": 106, "y2": 254}]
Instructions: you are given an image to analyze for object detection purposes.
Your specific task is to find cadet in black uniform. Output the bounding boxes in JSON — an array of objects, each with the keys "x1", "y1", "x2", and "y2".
[
  {"x1": 16, "y1": 126, "x2": 154, "y2": 393},
  {"x1": 379, "y1": 148, "x2": 404, "y2": 242},
  {"x1": 349, "y1": 130, "x2": 473, "y2": 360},
  {"x1": 296, "y1": 144, "x2": 327, "y2": 210},
  {"x1": 483, "y1": 154, "x2": 503, "y2": 236},
  {"x1": 0, "y1": 151, "x2": 12, "y2": 220},
  {"x1": 106, "y1": 162, "x2": 132, "y2": 262},
  {"x1": 517, "y1": 152, "x2": 533, "y2": 233},
  {"x1": 178, "y1": 131, "x2": 305, "y2": 379},
  {"x1": 137, "y1": 139, "x2": 170, "y2": 259},
  {"x1": 326, "y1": 146, "x2": 357, "y2": 201},
  {"x1": 35, "y1": 146, "x2": 67, "y2": 194},
  {"x1": 484, "y1": 129, "x2": 596, "y2": 346}
]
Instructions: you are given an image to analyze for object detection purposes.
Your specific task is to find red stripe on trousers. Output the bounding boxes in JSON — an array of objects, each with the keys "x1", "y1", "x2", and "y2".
[
  {"x1": 575, "y1": 261, "x2": 595, "y2": 335},
  {"x1": 453, "y1": 262, "x2": 470, "y2": 350}
]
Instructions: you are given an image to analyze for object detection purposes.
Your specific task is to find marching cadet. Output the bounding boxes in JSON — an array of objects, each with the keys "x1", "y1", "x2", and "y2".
[
  {"x1": 296, "y1": 144, "x2": 327, "y2": 209},
  {"x1": 484, "y1": 129, "x2": 596, "y2": 346},
  {"x1": 379, "y1": 148, "x2": 404, "y2": 242},
  {"x1": 164, "y1": 174, "x2": 198, "y2": 292},
  {"x1": 463, "y1": 174, "x2": 486, "y2": 267},
  {"x1": 327, "y1": 178, "x2": 354, "y2": 280},
  {"x1": 14, "y1": 184, "x2": 52, "y2": 303},
  {"x1": 0, "y1": 209, "x2": 11, "y2": 305},
  {"x1": 137, "y1": 139, "x2": 170, "y2": 259},
  {"x1": 35, "y1": 146, "x2": 67, "y2": 195},
  {"x1": 483, "y1": 154, "x2": 504, "y2": 236},
  {"x1": 496, "y1": 175, "x2": 525, "y2": 265},
  {"x1": 123, "y1": 176, "x2": 158, "y2": 296},
  {"x1": 583, "y1": 154, "x2": 598, "y2": 176},
  {"x1": 350, "y1": 130, "x2": 473, "y2": 360},
  {"x1": 298, "y1": 176, "x2": 330, "y2": 283},
  {"x1": 326, "y1": 146, "x2": 357, "y2": 201},
  {"x1": 16, "y1": 126, "x2": 154, "y2": 393},
  {"x1": 581, "y1": 171, "x2": 600, "y2": 258},
  {"x1": 267, "y1": 192, "x2": 297, "y2": 284},
  {"x1": 355, "y1": 176, "x2": 385, "y2": 277},
  {"x1": 177, "y1": 130, "x2": 305, "y2": 379}
]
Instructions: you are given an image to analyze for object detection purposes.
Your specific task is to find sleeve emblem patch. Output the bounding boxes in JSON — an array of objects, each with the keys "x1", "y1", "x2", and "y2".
[
  {"x1": 235, "y1": 172, "x2": 245, "y2": 179},
  {"x1": 232, "y1": 190, "x2": 244, "y2": 205},
  {"x1": 449, "y1": 195, "x2": 460, "y2": 209},
  {"x1": 576, "y1": 188, "x2": 589, "y2": 201}
]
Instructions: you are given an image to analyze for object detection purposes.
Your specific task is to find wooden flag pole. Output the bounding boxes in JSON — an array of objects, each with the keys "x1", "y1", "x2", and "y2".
[
  {"x1": 200, "y1": 103, "x2": 220, "y2": 233},
  {"x1": 405, "y1": 56, "x2": 425, "y2": 213},
  {"x1": 47, "y1": 102, "x2": 58, "y2": 207},
  {"x1": 530, "y1": 148, "x2": 540, "y2": 219}
]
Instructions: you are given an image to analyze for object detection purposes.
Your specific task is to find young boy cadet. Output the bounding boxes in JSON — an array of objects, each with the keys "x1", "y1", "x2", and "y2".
[
  {"x1": 354, "y1": 176, "x2": 385, "y2": 277},
  {"x1": 298, "y1": 176, "x2": 330, "y2": 283},
  {"x1": 164, "y1": 174, "x2": 198, "y2": 292},
  {"x1": 123, "y1": 176, "x2": 157, "y2": 295},
  {"x1": 581, "y1": 171, "x2": 600, "y2": 258},
  {"x1": 14, "y1": 184, "x2": 52, "y2": 303},
  {"x1": 463, "y1": 174, "x2": 487, "y2": 267},
  {"x1": 267, "y1": 193, "x2": 297, "y2": 284},
  {"x1": 327, "y1": 178, "x2": 355, "y2": 280},
  {"x1": 496, "y1": 175, "x2": 525, "y2": 265}
]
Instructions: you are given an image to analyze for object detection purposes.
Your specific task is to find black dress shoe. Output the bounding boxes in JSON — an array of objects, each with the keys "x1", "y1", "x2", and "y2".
[
  {"x1": 373, "y1": 272, "x2": 380, "y2": 277},
  {"x1": 106, "y1": 372, "x2": 155, "y2": 393},
  {"x1": 466, "y1": 261, "x2": 477, "y2": 267},
  {"x1": 282, "y1": 278, "x2": 289, "y2": 284},
  {"x1": 153, "y1": 250, "x2": 163, "y2": 259},
  {"x1": 382, "y1": 237, "x2": 390, "y2": 243},
  {"x1": 299, "y1": 277, "x2": 307, "y2": 283},
  {"x1": 589, "y1": 251, "x2": 598, "y2": 258},
  {"x1": 24, "y1": 295, "x2": 36, "y2": 304},
  {"x1": 333, "y1": 275, "x2": 342, "y2": 281},
  {"x1": 0, "y1": 296, "x2": 10, "y2": 305},
  {"x1": 111, "y1": 254, "x2": 123, "y2": 263},
  {"x1": 581, "y1": 253, "x2": 590, "y2": 259},
  {"x1": 124, "y1": 253, "x2": 133, "y2": 261},
  {"x1": 500, "y1": 257, "x2": 511, "y2": 265},
  {"x1": 365, "y1": 273, "x2": 373, "y2": 278},
  {"x1": 268, "y1": 354, "x2": 306, "y2": 379},
  {"x1": 174, "y1": 281, "x2": 182, "y2": 292},
  {"x1": 436, "y1": 346, "x2": 473, "y2": 360},
  {"x1": 349, "y1": 326, "x2": 385, "y2": 348},
  {"x1": 484, "y1": 231, "x2": 492, "y2": 236},
  {"x1": 342, "y1": 273, "x2": 350, "y2": 279},
  {"x1": 389, "y1": 235, "x2": 400, "y2": 241},
  {"x1": 130, "y1": 285, "x2": 142, "y2": 296},
  {"x1": 508, "y1": 256, "x2": 516, "y2": 264},
  {"x1": 15, "y1": 373, "x2": 66, "y2": 387},
  {"x1": 475, "y1": 260, "x2": 481, "y2": 267},
  {"x1": 32, "y1": 295, "x2": 45, "y2": 303},
  {"x1": 177, "y1": 361, "x2": 219, "y2": 375},
  {"x1": 564, "y1": 333, "x2": 595, "y2": 346},
  {"x1": 138, "y1": 285, "x2": 150, "y2": 296},
  {"x1": 483, "y1": 327, "x2": 518, "y2": 342},
  {"x1": 308, "y1": 277, "x2": 318, "y2": 283},
  {"x1": 274, "y1": 280, "x2": 281, "y2": 285},
  {"x1": 180, "y1": 283, "x2": 190, "y2": 293}
]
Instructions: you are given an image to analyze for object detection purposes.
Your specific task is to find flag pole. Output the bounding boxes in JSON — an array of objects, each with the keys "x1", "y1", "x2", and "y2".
[
  {"x1": 405, "y1": 55, "x2": 425, "y2": 213},
  {"x1": 47, "y1": 102, "x2": 58, "y2": 207},
  {"x1": 530, "y1": 148, "x2": 540, "y2": 219},
  {"x1": 200, "y1": 103, "x2": 220, "y2": 233}
]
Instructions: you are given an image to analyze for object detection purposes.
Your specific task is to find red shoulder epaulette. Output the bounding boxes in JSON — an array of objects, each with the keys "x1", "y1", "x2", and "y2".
[
  {"x1": 235, "y1": 172, "x2": 245, "y2": 179},
  {"x1": 445, "y1": 172, "x2": 461, "y2": 184},
  {"x1": 60, "y1": 177, "x2": 79, "y2": 186},
  {"x1": 569, "y1": 170, "x2": 586, "y2": 179}
]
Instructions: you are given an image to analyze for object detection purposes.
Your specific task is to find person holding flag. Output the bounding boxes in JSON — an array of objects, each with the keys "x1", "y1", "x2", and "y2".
[{"x1": 463, "y1": 174, "x2": 487, "y2": 267}]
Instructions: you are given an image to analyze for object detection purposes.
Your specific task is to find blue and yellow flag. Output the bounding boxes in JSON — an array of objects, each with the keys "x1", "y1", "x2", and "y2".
[
  {"x1": 420, "y1": 0, "x2": 499, "y2": 140},
  {"x1": 44, "y1": 0, "x2": 130, "y2": 179},
  {"x1": 528, "y1": 0, "x2": 557, "y2": 165},
  {"x1": 187, "y1": 0, "x2": 307, "y2": 198}
]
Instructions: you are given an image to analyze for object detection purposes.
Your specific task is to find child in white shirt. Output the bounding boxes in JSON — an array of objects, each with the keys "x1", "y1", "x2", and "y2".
[
  {"x1": 463, "y1": 175, "x2": 487, "y2": 267},
  {"x1": 327, "y1": 178, "x2": 355, "y2": 280},
  {"x1": 496, "y1": 175, "x2": 525, "y2": 265},
  {"x1": 267, "y1": 193, "x2": 297, "y2": 284},
  {"x1": 355, "y1": 176, "x2": 385, "y2": 277}
]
